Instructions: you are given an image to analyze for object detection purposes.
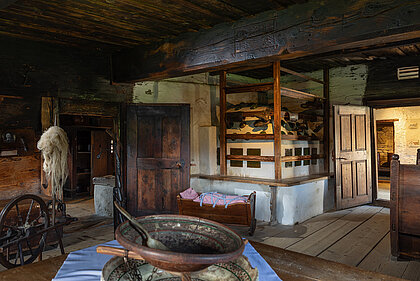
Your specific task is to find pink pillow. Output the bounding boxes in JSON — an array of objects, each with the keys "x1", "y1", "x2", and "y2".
[{"x1": 180, "y1": 188, "x2": 199, "y2": 200}]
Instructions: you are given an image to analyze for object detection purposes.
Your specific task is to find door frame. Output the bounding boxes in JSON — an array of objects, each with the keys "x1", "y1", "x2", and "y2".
[{"x1": 366, "y1": 98, "x2": 420, "y2": 207}]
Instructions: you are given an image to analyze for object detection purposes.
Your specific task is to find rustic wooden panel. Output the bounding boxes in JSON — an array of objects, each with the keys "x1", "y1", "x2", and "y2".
[
  {"x1": 356, "y1": 161, "x2": 367, "y2": 196},
  {"x1": 341, "y1": 163, "x2": 353, "y2": 199},
  {"x1": 137, "y1": 116, "x2": 156, "y2": 158},
  {"x1": 340, "y1": 115, "x2": 352, "y2": 152},
  {"x1": 113, "y1": 0, "x2": 420, "y2": 82},
  {"x1": 355, "y1": 115, "x2": 366, "y2": 151},
  {"x1": 0, "y1": 154, "x2": 41, "y2": 199},
  {"x1": 162, "y1": 117, "x2": 181, "y2": 159},
  {"x1": 137, "y1": 169, "x2": 156, "y2": 211}
]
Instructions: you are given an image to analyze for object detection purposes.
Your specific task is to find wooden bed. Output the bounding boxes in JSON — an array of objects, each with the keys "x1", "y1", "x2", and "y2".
[
  {"x1": 177, "y1": 191, "x2": 256, "y2": 236},
  {"x1": 390, "y1": 151, "x2": 420, "y2": 259}
]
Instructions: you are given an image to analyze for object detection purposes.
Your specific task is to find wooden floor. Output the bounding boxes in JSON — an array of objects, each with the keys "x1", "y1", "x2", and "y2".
[
  {"x1": 0, "y1": 197, "x2": 114, "y2": 272},
  {"x1": 232, "y1": 205, "x2": 420, "y2": 280},
  {"x1": 1, "y1": 199, "x2": 419, "y2": 280}
]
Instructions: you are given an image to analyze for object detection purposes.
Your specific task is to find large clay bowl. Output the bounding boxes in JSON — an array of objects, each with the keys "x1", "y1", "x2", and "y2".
[{"x1": 115, "y1": 214, "x2": 245, "y2": 273}]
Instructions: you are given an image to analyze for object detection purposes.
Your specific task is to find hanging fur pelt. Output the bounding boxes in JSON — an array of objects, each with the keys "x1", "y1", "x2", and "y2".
[{"x1": 37, "y1": 126, "x2": 69, "y2": 200}]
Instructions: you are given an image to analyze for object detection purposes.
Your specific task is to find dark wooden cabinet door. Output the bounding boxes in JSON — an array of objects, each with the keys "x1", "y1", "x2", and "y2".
[
  {"x1": 126, "y1": 105, "x2": 190, "y2": 216},
  {"x1": 91, "y1": 130, "x2": 113, "y2": 191},
  {"x1": 334, "y1": 105, "x2": 372, "y2": 209}
]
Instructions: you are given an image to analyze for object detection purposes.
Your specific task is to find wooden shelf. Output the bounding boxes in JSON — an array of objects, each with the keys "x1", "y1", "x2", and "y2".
[
  {"x1": 192, "y1": 173, "x2": 332, "y2": 187},
  {"x1": 225, "y1": 82, "x2": 273, "y2": 94},
  {"x1": 281, "y1": 135, "x2": 320, "y2": 141},
  {"x1": 226, "y1": 134, "x2": 274, "y2": 140},
  {"x1": 77, "y1": 172, "x2": 91, "y2": 176},
  {"x1": 281, "y1": 87, "x2": 324, "y2": 101},
  {"x1": 77, "y1": 151, "x2": 91, "y2": 154},
  {"x1": 225, "y1": 83, "x2": 323, "y2": 101},
  {"x1": 226, "y1": 134, "x2": 320, "y2": 141},
  {"x1": 226, "y1": 154, "x2": 324, "y2": 162}
]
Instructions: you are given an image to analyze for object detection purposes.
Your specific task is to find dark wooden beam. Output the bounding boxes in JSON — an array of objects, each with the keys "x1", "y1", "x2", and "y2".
[
  {"x1": 219, "y1": 71, "x2": 227, "y2": 175},
  {"x1": 113, "y1": 0, "x2": 420, "y2": 82},
  {"x1": 273, "y1": 61, "x2": 281, "y2": 180}
]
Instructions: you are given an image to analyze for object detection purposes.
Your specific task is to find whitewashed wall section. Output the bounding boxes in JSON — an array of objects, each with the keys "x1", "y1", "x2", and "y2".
[{"x1": 376, "y1": 106, "x2": 420, "y2": 164}]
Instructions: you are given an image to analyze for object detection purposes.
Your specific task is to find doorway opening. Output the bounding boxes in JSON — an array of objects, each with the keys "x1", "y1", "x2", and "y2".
[{"x1": 374, "y1": 105, "x2": 420, "y2": 201}]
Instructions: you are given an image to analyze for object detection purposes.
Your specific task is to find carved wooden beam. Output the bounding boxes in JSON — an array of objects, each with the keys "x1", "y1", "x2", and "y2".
[{"x1": 113, "y1": 0, "x2": 420, "y2": 82}]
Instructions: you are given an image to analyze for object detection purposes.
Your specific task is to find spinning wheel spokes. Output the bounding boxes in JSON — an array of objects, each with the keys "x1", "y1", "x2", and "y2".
[{"x1": 0, "y1": 195, "x2": 49, "y2": 269}]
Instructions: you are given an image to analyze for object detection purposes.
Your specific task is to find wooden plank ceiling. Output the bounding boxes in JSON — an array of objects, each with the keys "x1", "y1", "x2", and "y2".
[{"x1": 0, "y1": 0, "x2": 306, "y2": 51}]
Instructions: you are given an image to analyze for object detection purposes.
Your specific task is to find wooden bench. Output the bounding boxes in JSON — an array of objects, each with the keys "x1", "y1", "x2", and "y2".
[
  {"x1": 177, "y1": 191, "x2": 256, "y2": 235},
  {"x1": 390, "y1": 151, "x2": 420, "y2": 259}
]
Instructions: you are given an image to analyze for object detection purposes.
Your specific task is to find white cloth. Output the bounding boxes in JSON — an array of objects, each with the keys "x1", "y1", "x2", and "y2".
[{"x1": 53, "y1": 240, "x2": 281, "y2": 281}]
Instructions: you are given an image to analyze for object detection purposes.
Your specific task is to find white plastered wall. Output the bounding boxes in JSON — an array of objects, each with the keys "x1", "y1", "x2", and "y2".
[{"x1": 375, "y1": 106, "x2": 420, "y2": 164}]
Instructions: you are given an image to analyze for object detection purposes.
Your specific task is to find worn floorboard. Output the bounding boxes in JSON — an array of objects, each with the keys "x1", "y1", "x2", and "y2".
[
  {"x1": 286, "y1": 206, "x2": 381, "y2": 256},
  {"x1": 358, "y1": 233, "x2": 409, "y2": 278},
  {"x1": 261, "y1": 208, "x2": 352, "y2": 248},
  {"x1": 318, "y1": 210, "x2": 390, "y2": 266}
]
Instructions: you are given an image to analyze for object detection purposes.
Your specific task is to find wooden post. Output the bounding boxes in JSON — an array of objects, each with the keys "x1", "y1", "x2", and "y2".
[
  {"x1": 323, "y1": 67, "x2": 330, "y2": 174},
  {"x1": 273, "y1": 61, "x2": 281, "y2": 180},
  {"x1": 390, "y1": 154, "x2": 400, "y2": 257},
  {"x1": 219, "y1": 71, "x2": 227, "y2": 176}
]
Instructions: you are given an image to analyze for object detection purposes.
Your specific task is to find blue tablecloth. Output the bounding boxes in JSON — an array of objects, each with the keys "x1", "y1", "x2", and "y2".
[{"x1": 53, "y1": 240, "x2": 281, "y2": 281}]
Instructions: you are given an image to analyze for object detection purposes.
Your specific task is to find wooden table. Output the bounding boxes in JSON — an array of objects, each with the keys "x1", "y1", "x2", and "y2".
[{"x1": 0, "y1": 241, "x2": 404, "y2": 281}]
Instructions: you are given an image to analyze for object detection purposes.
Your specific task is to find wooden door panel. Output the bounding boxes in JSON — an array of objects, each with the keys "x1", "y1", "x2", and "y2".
[
  {"x1": 138, "y1": 169, "x2": 157, "y2": 211},
  {"x1": 334, "y1": 106, "x2": 372, "y2": 209},
  {"x1": 162, "y1": 117, "x2": 181, "y2": 158},
  {"x1": 355, "y1": 115, "x2": 366, "y2": 151},
  {"x1": 127, "y1": 105, "x2": 190, "y2": 216},
  {"x1": 341, "y1": 162, "x2": 353, "y2": 199},
  {"x1": 137, "y1": 117, "x2": 158, "y2": 158},
  {"x1": 340, "y1": 115, "x2": 352, "y2": 152},
  {"x1": 356, "y1": 161, "x2": 368, "y2": 196}
]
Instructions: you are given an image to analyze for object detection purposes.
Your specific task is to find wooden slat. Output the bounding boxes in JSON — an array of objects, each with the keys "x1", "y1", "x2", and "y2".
[
  {"x1": 262, "y1": 209, "x2": 352, "y2": 249},
  {"x1": 226, "y1": 154, "x2": 324, "y2": 162},
  {"x1": 281, "y1": 87, "x2": 324, "y2": 101},
  {"x1": 323, "y1": 67, "x2": 330, "y2": 173},
  {"x1": 225, "y1": 82, "x2": 273, "y2": 94},
  {"x1": 250, "y1": 241, "x2": 404, "y2": 281},
  {"x1": 273, "y1": 61, "x2": 281, "y2": 180},
  {"x1": 280, "y1": 66, "x2": 325, "y2": 84},
  {"x1": 193, "y1": 173, "x2": 331, "y2": 187},
  {"x1": 318, "y1": 210, "x2": 390, "y2": 266},
  {"x1": 285, "y1": 206, "x2": 382, "y2": 256},
  {"x1": 358, "y1": 233, "x2": 409, "y2": 278},
  {"x1": 113, "y1": 0, "x2": 420, "y2": 82},
  {"x1": 226, "y1": 134, "x2": 321, "y2": 140},
  {"x1": 226, "y1": 134, "x2": 274, "y2": 140},
  {"x1": 219, "y1": 71, "x2": 227, "y2": 175}
]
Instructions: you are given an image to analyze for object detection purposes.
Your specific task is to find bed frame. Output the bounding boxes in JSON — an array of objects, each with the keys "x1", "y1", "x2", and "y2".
[
  {"x1": 390, "y1": 152, "x2": 420, "y2": 259},
  {"x1": 177, "y1": 191, "x2": 256, "y2": 236}
]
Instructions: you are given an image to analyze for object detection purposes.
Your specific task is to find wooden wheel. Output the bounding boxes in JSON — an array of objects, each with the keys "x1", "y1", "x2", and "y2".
[{"x1": 0, "y1": 194, "x2": 49, "y2": 268}]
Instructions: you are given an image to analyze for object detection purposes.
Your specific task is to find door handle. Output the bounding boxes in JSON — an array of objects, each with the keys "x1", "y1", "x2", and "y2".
[
  {"x1": 174, "y1": 159, "x2": 185, "y2": 169},
  {"x1": 332, "y1": 156, "x2": 347, "y2": 161}
]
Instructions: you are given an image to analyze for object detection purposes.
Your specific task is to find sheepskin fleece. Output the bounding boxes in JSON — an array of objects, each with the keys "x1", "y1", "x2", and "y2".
[{"x1": 37, "y1": 126, "x2": 69, "y2": 200}]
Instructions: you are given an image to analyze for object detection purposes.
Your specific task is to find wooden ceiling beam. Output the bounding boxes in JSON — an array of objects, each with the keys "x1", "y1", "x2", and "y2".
[
  {"x1": 113, "y1": 0, "x2": 420, "y2": 82},
  {"x1": 10, "y1": 0, "x2": 184, "y2": 39},
  {"x1": 3, "y1": 5, "x2": 174, "y2": 42}
]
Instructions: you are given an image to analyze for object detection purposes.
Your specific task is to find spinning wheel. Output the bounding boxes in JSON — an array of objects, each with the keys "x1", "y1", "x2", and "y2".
[{"x1": 0, "y1": 194, "x2": 49, "y2": 268}]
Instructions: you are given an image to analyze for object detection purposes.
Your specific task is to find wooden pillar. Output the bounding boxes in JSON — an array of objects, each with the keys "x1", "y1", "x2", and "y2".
[
  {"x1": 219, "y1": 71, "x2": 227, "y2": 175},
  {"x1": 273, "y1": 61, "x2": 281, "y2": 180},
  {"x1": 323, "y1": 67, "x2": 330, "y2": 173}
]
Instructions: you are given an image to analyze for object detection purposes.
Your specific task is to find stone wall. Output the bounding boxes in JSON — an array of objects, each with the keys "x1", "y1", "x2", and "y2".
[{"x1": 375, "y1": 106, "x2": 420, "y2": 164}]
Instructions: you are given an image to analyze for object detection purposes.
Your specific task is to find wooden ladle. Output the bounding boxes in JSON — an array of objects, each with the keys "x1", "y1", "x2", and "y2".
[{"x1": 114, "y1": 201, "x2": 169, "y2": 251}]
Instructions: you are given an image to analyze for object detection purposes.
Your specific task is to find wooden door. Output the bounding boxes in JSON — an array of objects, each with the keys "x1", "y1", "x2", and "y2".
[
  {"x1": 91, "y1": 130, "x2": 113, "y2": 194},
  {"x1": 334, "y1": 105, "x2": 372, "y2": 209},
  {"x1": 126, "y1": 105, "x2": 190, "y2": 216}
]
